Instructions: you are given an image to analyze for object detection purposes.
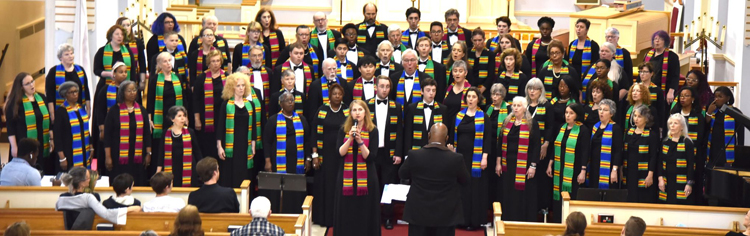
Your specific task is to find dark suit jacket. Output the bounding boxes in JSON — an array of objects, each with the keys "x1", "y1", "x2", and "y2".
[
  {"x1": 404, "y1": 101, "x2": 447, "y2": 151},
  {"x1": 306, "y1": 76, "x2": 347, "y2": 122},
  {"x1": 274, "y1": 45, "x2": 324, "y2": 79},
  {"x1": 367, "y1": 98, "x2": 404, "y2": 158},
  {"x1": 269, "y1": 89, "x2": 306, "y2": 117},
  {"x1": 375, "y1": 61, "x2": 404, "y2": 78},
  {"x1": 231, "y1": 43, "x2": 272, "y2": 72},
  {"x1": 356, "y1": 22, "x2": 389, "y2": 57},
  {"x1": 272, "y1": 62, "x2": 314, "y2": 93},
  {"x1": 388, "y1": 71, "x2": 432, "y2": 107},
  {"x1": 443, "y1": 26, "x2": 473, "y2": 49},
  {"x1": 418, "y1": 60, "x2": 448, "y2": 103},
  {"x1": 311, "y1": 29, "x2": 342, "y2": 59},
  {"x1": 399, "y1": 145, "x2": 469, "y2": 226}
]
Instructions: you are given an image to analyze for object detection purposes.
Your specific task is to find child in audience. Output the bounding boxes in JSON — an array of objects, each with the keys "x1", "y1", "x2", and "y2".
[
  {"x1": 142, "y1": 172, "x2": 185, "y2": 212},
  {"x1": 103, "y1": 173, "x2": 142, "y2": 209}
]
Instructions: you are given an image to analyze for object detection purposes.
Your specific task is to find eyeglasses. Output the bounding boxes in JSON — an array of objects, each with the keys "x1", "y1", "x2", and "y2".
[
  {"x1": 23, "y1": 81, "x2": 34, "y2": 87},
  {"x1": 202, "y1": 34, "x2": 215, "y2": 37},
  {"x1": 639, "y1": 70, "x2": 652, "y2": 74},
  {"x1": 549, "y1": 51, "x2": 563, "y2": 55},
  {"x1": 248, "y1": 30, "x2": 261, "y2": 35},
  {"x1": 67, "y1": 90, "x2": 80, "y2": 95},
  {"x1": 313, "y1": 18, "x2": 326, "y2": 23},
  {"x1": 430, "y1": 31, "x2": 442, "y2": 34}
]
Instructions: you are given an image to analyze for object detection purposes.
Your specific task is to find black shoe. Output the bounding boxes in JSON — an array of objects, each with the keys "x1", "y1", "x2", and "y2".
[
  {"x1": 465, "y1": 226, "x2": 475, "y2": 231},
  {"x1": 384, "y1": 219, "x2": 394, "y2": 229}
]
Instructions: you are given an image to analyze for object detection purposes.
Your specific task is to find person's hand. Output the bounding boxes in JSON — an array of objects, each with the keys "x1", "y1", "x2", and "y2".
[
  {"x1": 666, "y1": 90, "x2": 675, "y2": 104},
  {"x1": 540, "y1": 142, "x2": 549, "y2": 160},
  {"x1": 99, "y1": 130, "x2": 104, "y2": 140},
  {"x1": 264, "y1": 161, "x2": 272, "y2": 172},
  {"x1": 546, "y1": 164, "x2": 553, "y2": 178},
  {"x1": 144, "y1": 154, "x2": 151, "y2": 168},
  {"x1": 304, "y1": 159, "x2": 311, "y2": 173},
  {"x1": 495, "y1": 162, "x2": 503, "y2": 176},
  {"x1": 49, "y1": 140, "x2": 55, "y2": 153},
  {"x1": 195, "y1": 120, "x2": 202, "y2": 131},
  {"x1": 60, "y1": 159, "x2": 68, "y2": 171},
  {"x1": 139, "y1": 80, "x2": 146, "y2": 91},
  {"x1": 349, "y1": 126, "x2": 359, "y2": 139},
  {"x1": 149, "y1": 120, "x2": 155, "y2": 130},
  {"x1": 127, "y1": 205, "x2": 142, "y2": 213},
  {"x1": 447, "y1": 144, "x2": 455, "y2": 152},
  {"x1": 312, "y1": 158, "x2": 320, "y2": 170},
  {"x1": 527, "y1": 167, "x2": 536, "y2": 179},
  {"x1": 577, "y1": 170, "x2": 586, "y2": 184},
  {"x1": 707, "y1": 100, "x2": 718, "y2": 115},
  {"x1": 217, "y1": 147, "x2": 226, "y2": 160},
  {"x1": 644, "y1": 172, "x2": 654, "y2": 187},
  {"x1": 106, "y1": 156, "x2": 113, "y2": 171},
  {"x1": 684, "y1": 185, "x2": 693, "y2": 197},
  {"x1": 610, "y1": 169, "x2": 618, "y2": 183},
  {"x1": 480, "y1": 158, "x2": 487, "y2": 170},
  {"x1": 658, "y1": 177, "x2": 665, "y2": 192},
  {"x1": 393, "y1": 156, "x2": 402, "y2": 165},
  {"x1": 10, "y1": 147, "x2": 16, "y2": 158}
]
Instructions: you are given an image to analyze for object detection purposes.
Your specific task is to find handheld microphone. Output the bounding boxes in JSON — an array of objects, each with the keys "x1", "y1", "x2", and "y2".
[{"x1": 353, "y1": 120, "x2": 359, "y2": 128}]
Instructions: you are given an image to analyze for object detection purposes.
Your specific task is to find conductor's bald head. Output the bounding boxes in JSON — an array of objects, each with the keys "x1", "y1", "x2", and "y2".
[{"x1": 428, "y1": 123, "x2": 449, "y2": 144}]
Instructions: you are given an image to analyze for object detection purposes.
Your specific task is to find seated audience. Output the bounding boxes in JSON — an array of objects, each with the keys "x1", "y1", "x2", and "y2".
[
  {"x1": 230, "y1": 196, "x2": 284, "y2": 236},
  {"x1": 726, "y1": 210, "x2": 750, "y2": 236},
  {"x1": 56, "y1": 167, "x2": 140, "y2": 228},
  {"x1": 142, "y1": 172, "x2": 186, "y2": 212},
  {"x1": 171, "y1": 205, "x2": 204, "y2": 236},
  {"x1": 0, "y1": 138, "x2": 41, "y2": 186},
  {"x1": 103, "y1": 173, "x2": 142, "y2": 209},
  {"x1": 141, "y1": 230, "x2": 159, "y2": 236},
  {"x1": 4, "y1": 221, "x2": 30, "y2": 236},
  {"x1": 622, "y1": 216, "x2": 646, "y2": 236},
  {"x1": 563, "y1": 211, "x2": 587, "y2": 236},
  {"x1": 188, "y1": 157, "x2": 240, "y2": 213}
]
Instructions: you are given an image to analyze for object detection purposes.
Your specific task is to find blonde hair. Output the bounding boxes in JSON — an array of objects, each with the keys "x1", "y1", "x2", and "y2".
[
  {"x1": 245, "y1": 21, "x2": 264, "y2": 43},
  {"x1": 343, "y1": 100, "x2": 376, "y2": 132},
  {"x1": 667, "y1": 113, "x2": 691, "y2": 141},
  {"x1": 222, "y1": 72, "x2": 251, "y2": 100},
  {"x1": 207, "y1": 49, "x2": 223, "y2": 65},
  {"x1": 156, "y1": 52, "x2": 173, "y2": 73}
]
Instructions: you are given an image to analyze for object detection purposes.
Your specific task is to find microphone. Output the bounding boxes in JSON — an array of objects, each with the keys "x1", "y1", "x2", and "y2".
[
  {"x1": 352, "y1": 120, "x2": 359, "y2": 145},
  {"x1": 353, "y1": 120, "x2": 359, "y2": 128}
]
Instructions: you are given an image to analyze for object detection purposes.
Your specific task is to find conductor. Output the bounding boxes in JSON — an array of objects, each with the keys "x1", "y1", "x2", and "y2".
[{"x1": 399, "y1": 123, "x2": 470, "y2": 236}]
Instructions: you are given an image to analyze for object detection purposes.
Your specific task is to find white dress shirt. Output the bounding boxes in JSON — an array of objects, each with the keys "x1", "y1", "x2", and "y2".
[
  {"x1": 423, "y1": 100, "x2": 434, "y2": 130},
  {"x1": 367, "y1": 24, "x2": 375, "y2": 38},
  {"x1": 404, "y1": 71, "x2": 416, "y2": 101},
  {"x1": 380, "y1": 62, "x2": 391, "y2": 77},
  {"x1": 252, "y1": 70, "x2": 264, "y2": 99},
  {"x1": 392, "y1": 48, "x2": 402, "y2": 64},
  {"x1": 318, "y1": 30, "x2": 329, "y2": 58},
  {"x1": 431, "y1": 42, "x2": 442, "y2": 63},
  {"x1": 362, "y1": 78, "x2": 376, "y2": 100},
  {"x1": 289, "y1": 61, "x2": 305, "y2": 91},
  {"x1": 375, "y1": 98, "x2": 388, "y2": 148},
  {"x1": 447, "y1": 28, "x2": 459, "y2": 46},
  {"x1": 418, "y1": 58, "x2": 428, "y2": 72},
  {"x1": 409, "y1": 29, "x2": 419, "y2": 48},
  {"x1": 346, "y1": 46, "x2": 359, "y2": 65},
  {"x1": 339, "y1": 61, "x2": 349, "y2": 82}
]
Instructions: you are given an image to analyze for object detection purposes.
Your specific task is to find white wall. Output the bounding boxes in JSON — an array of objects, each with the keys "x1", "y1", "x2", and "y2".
[{"x1": 0, "y1": 1, "x2": 45, "y2": 99}]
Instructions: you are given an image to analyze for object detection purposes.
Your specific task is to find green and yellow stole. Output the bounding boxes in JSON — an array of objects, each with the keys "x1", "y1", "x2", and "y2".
[
  {"x1": 659, "y1": 136, "x2": 689, "y2": 201},
  {"x1": 553, "y1": 121, "x2": 581, "y2": 201},
  {"x1": 487, "y1": 101, "x2": 509, "y2": 137},
  {"x1": 411, "y1": 102, "x2": 442, "y2": 150},
  {"x1": 225, "y1": 97, "x2": 254, "y2": 169},
  {"x1": 153, "y1": 73, "x2": 183, "y2": 137},
  {"x1": 103, "y1": 43, "x2": 131, "y2": 80},
  {"x1": 22, "y1": 93, "x2": 50, "y2": 156},
  {"x1": 310, "y1": 28, "x2": 335, "y2": 50}
]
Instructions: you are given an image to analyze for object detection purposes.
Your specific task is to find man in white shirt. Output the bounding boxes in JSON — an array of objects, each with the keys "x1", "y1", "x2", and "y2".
[
  {"x1": 345, "y1": 55, "x2": 378, "y2": 103},
  {"x1": 403, "y1": 7, "x2": 425, "y2": 50},
  {"x1": 375, "y1": 40, "x2": 403, "y2": 77},
  {"x1": 142, "y1": 172, "x2": 186, "y2": 213},
  {"x1": 403, "y1": 78, "x2": 447, "y2": 151},
  {"x1": 443, "y1": 9, "x2": 472, "y2": 48},
  {"x1": 311, "y1": 12, "x2": 341, "y2": 59},
  {"x1": 389, "y1": 49, "x2": 435, "y2": 107},
  {"x1": 428, "y1": 22, "x2": 449, "y2": 65},
  {"x1": 245, "y1": 45, "x2": 270, "y2": 100},
  {"x1": 272, "y1": 43, "x2": 312, "y2": 93},
  {"x1": 341, "y1": 23, "x2": 370, "y2": 65},
  {"x1": 333, "y1": 38, "x2": 360, "y2": 81}
]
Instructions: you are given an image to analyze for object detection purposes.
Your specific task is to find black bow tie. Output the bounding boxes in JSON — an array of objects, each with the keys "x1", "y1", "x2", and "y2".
[
  {"x1": 380, "y1": 65, "x2": 389, "y2": 70},
  {"x1": 367, "y1": 24, "x2": 375, "y2": 29},
  {"x1": 363, "y1": 80, "x2": 374, "y2": 84},
  {"x1": 405, "y1": 76, "x2": 414, "y2": 80},
  {"x1": 424, "y1": 104, "x2": 434, "y2": 109},
  {"x1": 418, "y1": 61, "x2": 427, "y2": 65},
  {"x1": 251, "y1": 67, "x2": 262, "y2": 71},
  {"x1": 409, "y1": 31, "x2": 418, "y2": 35},
  {"x1": 349, "y1": 47, "x2": 356, "y2": 52},
  {"x1": 318, "y1": 31, "x2": 327, "y2": 35},
  {"x1": 394, "y1": 47, "x2": 401, "y2": 51},
  {"x1": 377, "y1": 99, "x2": 387, "y2": 105},
  {"x1": 432, "y1": 44, "x2": 441, "y2": 48},
  {"x1": 293, "y1": 65, "x2": 303, "y2": 71},
  {"x1": 447, "y1": 32, "x2": 458, "y2": 37}
]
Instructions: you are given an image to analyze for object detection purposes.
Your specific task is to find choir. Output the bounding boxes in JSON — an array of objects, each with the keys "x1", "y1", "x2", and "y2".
[{"x1": 6, "y1": 3, "x2": 742, "y2": 232}]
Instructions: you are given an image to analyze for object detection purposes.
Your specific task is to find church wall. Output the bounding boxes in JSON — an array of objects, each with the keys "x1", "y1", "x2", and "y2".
[{"x1": 0, "y1": 1, "x2": 45, "y2": 101}]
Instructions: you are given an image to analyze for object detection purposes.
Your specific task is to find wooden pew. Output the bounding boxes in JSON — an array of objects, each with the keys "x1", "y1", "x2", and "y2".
[
  {"x1": 0, "y1": 180, "x2": 251, "y2": 213},
  {"x1": 0, "y1": 195, "x2": 312, "y2": 236},
  {"x1": 0, "y1": 231, "x2": 234, "y2": 236}
]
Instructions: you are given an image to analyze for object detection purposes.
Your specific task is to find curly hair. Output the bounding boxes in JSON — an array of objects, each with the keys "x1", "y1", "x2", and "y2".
[
  {"x1": 151, "y1": 12, "x2": 180, "y2": 35},
  {"x1": 499, "y1": 48, "x2": 523, "y2": 71}
]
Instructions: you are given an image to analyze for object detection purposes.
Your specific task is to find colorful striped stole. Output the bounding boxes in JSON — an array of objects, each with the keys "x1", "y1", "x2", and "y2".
[
  {"x1": 103, "y1": 43, "x2": 132, "y2": 80},
  {"x1": 128, "y1": 41, "x2": 139, "y2": 71},
  {"x1": 157, "y1": 35, "x2": 188, "y2": 77},
  {"x1": 195, "y1": 46, "x2": 216, "y2": 77},
  {"x1": 310, "y1": 29, "x2": 335, "y2": 50},
  {"x1": 411, "y1": 102, "x2": 442, "y2": 150},
  {"x1": 402, "y1": 30, "x2": 425, "y2": 48},
  {"x1": 335, "y1": 58, "x2": 354, "y2": 82},
  {"x1": 203, "y1": 70, "x2": 226, "y2": 132},
  {"x1": 421, "y1": 59, "x2": 436, "y2": 81},
  {"x1": 624, "y1": 105, "x2": 634, "y2": 132},
  {"x1": 627, "y1": 127, "x2": 652, "y2": 187},
  {"x1": 315, "y1": 105, "x2": 350, "y2": 163},
  {"x1": 532, "y1": 105, "x2": 548, "y2": 142},
  {"x1": 198, "y1": 37, "x2": 229, "y2": 71},
  {"x1": 569, "y1": 37, "x2": 592, "y2": 77},
  {"x1": 501, "y1": 116, "x2": 530, "y2": 190},
  {"x1": 442, "y1": 27, "x2": 466, "y2": 44},
  {"x1": 54, "y1": 64, "x2": 86, "y2": 107},
  {"x1": 530, "y1": 39, "x2": 542, "y2": 78},
  {"x1": 644, "y1": 49, "x2": 670, "y2": 93},
  {"x1": 275, "y1": 112, "x2": 305, "y2": 174},
  {"x1": 351, "y1": 77, "x2": 377, "y2": 101},
  {"x1": 249, "y1": 66, "x2": 270, "y2": 111},
  {"x1": 487, "y1": 102, "x2": 509, "y2": 137},
  {"x1": 469, "y1": 49, "x2": 489, "y2": 82},
  {"x1": 396, "y1": 71, "x2": 422, "y2": 105},
  {"x1": 659, "y1": 137, "x2": 689, "y2": 201},
  {"x1": 241, "y1": 43, "x2": 265, "y2": 68},
  {"x1": 502, "y1": 70, "x2": 521, "y2": 98},
  {"x1": 268, "y1": 31, "x2": 281, "y2": 67},
  {"x1": 647, "y1": 83, "x2": 659, "y2": 103},
  {"x1": 357, "y1": 21, "x2": 385, "y2": 45},
  {"x1": 543, "y1": 62, "x2": 570, "y2": 99},
  {"x1": 118, "y1": 102, "x2": 143, "y2": 164},
  {"x1": 615, "y1": 47, "x2": 625, "y2": 68},
  {"x1": 708, "y1": 110, "x2": 736, "y2": 165},
  {"x1": 307, "y1": 44, "x2": 320, "y2": 78},
  {"x1": 343, "y1": 128, "x2": 370, "y2": 196},
  {"x1": 23, "y1": 93, "x2": 50, "y2": 156},
  {"x1": 248, "y1": 86, "x2": 263, "y2": 148},
  {"x1": 592, "y1": 121, "x2": 615, "y2": 189},
  {"x1": 64, "y1": 100, "x2": 90, "y2": 167},
  {"x1": 164, "y1": 128, "x2": 193, "y2": 187},
  {"x1": 488, "y1": 36, "x2": 501, "y2": 53},
  {"x1": 454, "y1": 108, "x2": 485, "y2": 178},
  {"x1": 281, "y1": 60, "x2": 313, "y2": 92},
  {"x1": 553, "y1": 121, "x2": 581, "y2": 201},
  {"x1": 104, "y1": 81, "x2": 118, "y2": 109},
  {"x1": 225, "y1": 97, "x2": 254, "y2": 169},
  {"x1": 153, "y1": 73, "x2": 183, "y2": 138},
  {"x1": 581, "y1": 66, "x2": 597, "y2": 100}
]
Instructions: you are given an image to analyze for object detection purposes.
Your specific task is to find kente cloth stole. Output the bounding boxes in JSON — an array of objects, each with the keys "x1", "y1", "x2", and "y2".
[
  {"x1": 468, "y1": 49, "x2": 489, "y2": 81},
  {"x1": 241, "y1": 43, "x2": 265, "y2": 68},
  {"x1": 543, "y1": 62, "x2": 570, "y2": 99},
  {"x1": 203, "y1": 70, "x2": 226, "y2": 132},
  {"x1": 412, "y1": 102, "x2": 442, "y2": 150},
  {"x1": 225, "y1": 97, "x2": 255, "y2": 169},
  {"x1": 501, "y1": 116, "x2": 530, "y2": 190},
  {"x1": 396, "y1": 71, "x2": 422, "y2": 105},
  {"x1": 275, "y1": 112, "x2": 305, "y2": 174},
  {"x1": 64, "y1": 100, "x2": 90, "y2": 167},
  {"x1": 502, "y1": 70, "x2": 521, "y2": 98},
  {"x1": 195, "y1": 46, "x2": 216, "y2": 77},
  {"x1": 23, "y1": 93, "x2": 50, "y2": 156},
  {"x1": 157, "y1": 35, "x2": 188, "y2": 77},
  {"x1": 553, "y1": 122, "x2": 581, "y2": 201},
  {"x1": 530, "y1": 38, "x2": 542, "y2": 78},
  {"x1": 615, "y1": 47, "x2": 624, "y2": 68},
  {"x1": 487, "y1": 102, "x2": 509, "y2": 137},
  {"x1": 268, "y1": 31, "x2": 281, "y2": 67},
  {"x1": 644, "y1": 49, "x2": 670, "y2": 93},
  {"x1": 592, "y1": 121, "x2": 615, "y2": 189},
  {"x1": 54, "y1": 64, "x2": 86, "y2": 107},
  {"x1": 153, "y1": 73, "x2": 183, "y2": 138},
  {"x1": 659, "y1": 137, "x2": 689, "y2": 201},
  {"x1": 164, "y1": 128, "x2": 193, "y2": 187},
  {"x1": 310, "y1": 29, "x2": 335, "y2": 50},
  {"x1": 569, "y1": 38, "x2": 592, "y2": 77},
  {"x1": 351, "y1": 77, "x2": 377, "y2": 101},
  {"x1": 343, "y1": 129, "x2": 370, "y2": 196},
  {"x1": 357, "y1": 21, "x2": 385, "y2": 44},
  {"x1": 118, "y1": 102, "x2": 143, "y2": 164},
  {"x1": 103, "y1": 43, "x2": 132, "y2": 80},
  {"x1": 708, "y1": 110, "x2": 736, "y2": 165},
  {"x1": 454, "y1": 108, "x2": 485, "y2": 178},
  {"x1": 335, "y1": 58, "x2": 354, "y2": 83}
]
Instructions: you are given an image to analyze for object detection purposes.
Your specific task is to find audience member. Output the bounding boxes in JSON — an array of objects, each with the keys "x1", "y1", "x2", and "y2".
[
  {"x1": 0, "y1": 138, "x2": 41, "y2": 186},
  {"x1": 103, "y1": 173, "x2": 142, "y2": 209},
  {"x1": 622, "y1": 216, "x2": 646, "y2": 236},
  {"x1": 563, "y1": 211, "x2": 587, "y2": 236},
  {"x1": 188, "y1": 157, "x2": 240, "y2": 213},
  {"x1": 230, "y1": 196, "x2": 284, "y2": 236},
  {"x1": 56, "y1": 167, "x2": 140, "y2": 228},
  {"x1": 4, "y1": 221, "x2": 30, "y2": 236},
  {"x1": 171, "y1": 205, "x2": 205, "y2": 236},
  {"x1": 726, "y1": 210, "x2": 750, "y2": 236},
  {"x1": 142, "y1": 172, "x2": 186, "y2": 212},
  {"x1": 141, "y1": 230, "x2": 160, "y2": 236}
]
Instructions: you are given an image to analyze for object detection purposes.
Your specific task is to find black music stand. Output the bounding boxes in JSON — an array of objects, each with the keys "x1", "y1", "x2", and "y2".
[
  {"x1": 257, "y1": 171, "x2": 307, "y2": 213},
  {"x1": 576, "y1": 188, "x2": 628, "y2": 202}
]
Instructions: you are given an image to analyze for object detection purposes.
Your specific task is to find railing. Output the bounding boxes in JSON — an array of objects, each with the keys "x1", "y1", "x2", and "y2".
[{"x1": 0, "y1": 44, "x2": 7, "y2": 72}]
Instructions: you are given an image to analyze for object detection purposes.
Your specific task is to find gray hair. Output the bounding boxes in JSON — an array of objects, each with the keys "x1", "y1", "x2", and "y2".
[
  {"x1": 501, "y1": 96, "x2": 533, "y2": 129},
  {"x1": 116, "y1": 80, "x2": 136, "y2": 104},
  {"x1": 599, "y1": 98, "x2": 617, "y2": 117},
  {"x1": 387, "y1": 24, "x2": 401, "y2": 34},
  {"x1": 605, "y1": 27, "x2": 620, "y2": 37},
  {"x1": 452, "y1": 60, "x2": 467, "y2": 71},
  {"x1": 236, "y1": 66, "x2": 250, "y2": 73},
  {"x1": 491, "y1": 83, "x2": 507, "y2": 99},
  {"x1": 167, "y1": 105, "x2": 188, "y2": 120},
  {"x1": 280, "y1": 68, "x2": 295, "y2": 79},
  {"x1": 58, "y1": 81, "x2": 78, "y2": 99},
  {"x1": 667, "y1": 113, "x2": 691, "y2": 141},
  {"x1": 202, "y1": 15, "x2": 218, "y2": 25},
  {"x1": 278, "y1": 91, "x2": 294, "y2": 105},
  {"x1": 57, "y1": 43, "x2": 74, "y2": 60},
  {"x1": 376, "y1": 40, "x2": 394, "y2": 58},
  {"x1": 140, "y1": 230, "x2": 159, "y2": 236},
  {"x1": 322, "y1": 58, "x2": 337, "y2": 68},
  {"x1": 634, "y1": 104, "x2": 654, "y2": 128},
  {"x1": 250, "y1": 45, "x2": 264, "y2": 53},
  {"x1": 401, "y1": 49, "x2": 418, "y2": 60},
  {"x1": 525, "y1": 77, "x2": 548, "y2": 104},
  {"x1": 601, "y1": 42, "x2": 617, "y2": 55},
  {"x1": 250, "y1": 196, "x2": 272, "y2": 218},
  {"x1": 601, "y1": 42, "x2": 621, "y2": 83},
  {"x1": 61, "y1": 166, "x2": 88, "y2": 193}
]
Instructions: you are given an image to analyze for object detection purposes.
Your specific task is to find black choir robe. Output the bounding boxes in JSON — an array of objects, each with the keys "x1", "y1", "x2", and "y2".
[
  {"x1": 417, "y1": 59, "x2": 448, "y2": 103},
  {"x1": 583, "y1": 123, "x2": 624, "y2": 188},
  {"x1": 624, "y1": 127, "x2": 660, "y2": 203},
  {"x1": 498, "y1": 119, "x2": 541, "y2": 222},
  {"x1": 6, "y1": 93, "x2": 51, "y2": 173},
  {"x1": 146, "y1": 34, "x2": 188, "y2": 68},
  {"x1": 468, "y1": 49, "x2": 496, "y2": 100},
  {"x1": 375, "y1": 60, "x2": 404, "y2": 77},
  {"x1": 529, "y1": 102, "x2": 555, "y2": 210},
  {"x1": 646, "y1": 50, "x2": 681, "y2": 96},
  {"x1": 262, "y1": 112, "x2": 311, "y2": 214},
  {"x1": 146, "y1": 72, "x2": 192, "y2": 132},
  {"x1": 550, "y1": 123, "x2": 591, "y2": 222},
  {"x1": 93, "y1": 44, "x2": 139, "y2": 87},
  {"x1": 187, "y1": 34, "x2": 231, "y2": 66},
  {"x1": 404, "y1": 101, "x2": 447, "y2": 151},
  {"x1": 92, "y1": 83, "x2": 120, "y2": 173},
  {"x1": 355, "y1": 21, "x2": 389, "y2": 57},
  {"x1": 495, "y1": 70, "x2": 529, "y2": 102},
  {"x1": 103, "y1": 104, "x2": 152, "y2": 186},
  {"x1": 311, "y1": 103, "x2": 349, "y2": 226},
  {"x1": 306, "y1": 76, "x2": 347, "y2": 122},
  {"x1": 44, "y1": 65, "x2": 90, "y2": 107},
  {"x1": 311, "y1": 29, "x2": 342, "y2": 59},
  {"x1": 366, "y1": 98, "x2": 404, "y2": 187},
  {"x1": 524, "y1": 39, "x2": 549, "y2": 77},
  {"x1": 262, "y1": 29, "x2": 287, "y2": 68},
  {"x1": 453, "y1": 112, "x2": 491, "y2": 226},
  {"x1": 658, "y1": 137, "x2": 695, "y2": 204},
  {"x1": 216, "y1": 99, "x2": 258, "y2": 188},
  {"x1": 274, "y1": 45, "x2": 325, "y2": 79},
  {"x1": 565, "y1": 39, "x2": 600, "y2": 78},
  {"x1": 536, "y1": 63, "x2": 580, "y2": 100},
  {"x1": 191, "y1": 71, "x2": 229, "y2": 159},
  {"x1": 126, "y1": 38, "x2": 148, "y2": 84},
  {"x1": 269, "y1": 89, "x2": 306, "y2": 118},
  {"x1": 53, "y1": 104, "x2": 91, "y2": 172},
  {"x1": 187, "y1": 48, "x2": 230, "y2": 86},
  {"x1": 232, "y1": 43, "x2": 272, "y2": 72},
  {"x1": 155, "y1": 128, "x2": 203, "y2": 187}
]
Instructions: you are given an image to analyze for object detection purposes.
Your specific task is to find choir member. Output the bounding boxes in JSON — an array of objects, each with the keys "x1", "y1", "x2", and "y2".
[
  {"x1": 604, "y1": 27, "x2": 633, "y2": 99},
  {"x1": 188, "y1": 15, "x2": 231, "y2": 72},
  {"x1": 583, "y1": 79, "x2": 614, "y2": 128},
  {"x1": 94, "y1": 25, "x2": 137, "y2": 91},
  {"x1": 404, "y1": 78, "x2": 446, "y2": 151},
  {"x1": 104, "y1": 81, "x2": 151, "y2": 186},
  {"x1": 496, "y1": 48, "x2": 528, "y2": 102},
  {"x1": 5, "y1": 73, "x2": 53, "y2": 173},
  {"x1": 311, "y1": 12, "x2": 341, "y2": 60},
  {"x1": 547, "y1": 102, "x2": 590, "y2": 222},
  {"x1": 623, "y1": 83, "x2": 658, "y2": 133},
  {"x1": 676, "y1": 70, "x2": 713, "y2": 108},
  {"x1": 192, "y1": 50, "x2": 229, "y2": 160},
  {"x1": 468, "y1": 28, "x2": 496, "y2": 100},
  {"x1": 308, "y1": 58, "x2": 346, "y2": 121},
  {"x1": 670, "y1": 86, "x2": 706, "y2": 203},
  {"x1": 156, "y1": 106, "x2": 203, "y2": 187},
  {"x1": 486, "y1": 83, "x2": 509, "y2": 204},
  {"x1": 497, "y1": 96, "x2": 540, "y2": 222},
  {"x1": 366, "y1": 76, "x2": 403, "y2": 229},
  {"x1": 356, "y1": 3, "x2": 389, "y2": 57},
  {"x1": 45, "y1": 44, "x2": 91, "y2": 121},
  {"x1": 452, "y1": 87, "x2": 489, "y2": 229},
  {"x1": 375, "y1": 40, "x2": 404, "y2": 77},
  {"x1": 566, "y1": 18, "x2": 600, "y2": 78},
  {"x1": 272, "y1": 42, "x2": 314, "y2": 94},
  {"x1": 54, "y1": 81, "x2": 92, "y2": 172},
  {"x1": 446, "y1": 41, "x2": 468, "y2": 84},
  {"x1": 270, "y1": 69, "x2": 306, "y2": 117},
  {"x1": 582, "y1": 46, "x2": 620, "y2": 100},
  {"x1": 585, "y1": 99, "x2": 622, "y2": 189},
  {"x1": 92, "y1": 62, "x2": 129, "y2": 172},
  {"x1": 241, "y1": 45, "x2": 273, "y2": 110},
  {"x1": 635, "y1": 63, "x2": 666, "y2": 133},
  {"x1": 346, "y1": 55, "x2": 379, "y2": 103},
  {"x1": 147, "y1": 52, "x2": 191, "y2": 151},
  {"x1": 149, "y1": 31, "x2": 189, "y2": 81},
  {"x1": 706, "y1": 86, "x2": 744, "y2": 168},
  {"x1": 493, "y1": 34, "x2": 531, "y2": 77},
  {"x1": 188, "y1": 28, "x2": 228, "y2": 86},
  {"x1": 658, "y1": 114, "x2": 695, "y2": 204},
  {"x1": 624, "y1": 105, "x2": 659, "y2": 203},
  {"x1": 525, "y1": 78, "x2": 555, "y2": 212},
  {"x1": 526, "y1": 17, "x2": 555, "y2": 78},
  {"x1": 644, "y1": 30, "x2": 680, "y2": 102},
  {"x1": 117, "y1": 17, "x2": 147, "y2": 86},
  {"x1": 416, "y1": 36, "x2": 448, "y2": 100},
  {"x1": 583, "y1": 59, "x2": 618, "y2": 105},
  {"x1": 255, "y1": 8, "x2": 286, "y2": 68},
  {"x1": 146, "y1": 12, "x2": 187, "y2": 73},
  {"x1": 236, "y1": 66, "x2": 267, "y2": 175},
  {"x1": 275, "y1": 25, "x2": 323, "y2": 79},
  {"x1": 598, "y1": 43, "x2": 626, "y2": 100},
  {"x1": 428, "y1": 21, "x2": 451, "y2": 65},
  {"x1": 550, "y1": 75, "x2": 579, "y2": 128},
  {"x1": 389, "y1": 49, "x2": 432, "y2": 107},
  {"x1": 341, "y1": 23, "x2": 370, "y2": 65},
  {"x1": 311, "y1": 83, "x2": 348, "y2": 226},
  {"x1": 443, "y1": 60, "x2": 472, "y2": 134},
  {"x1": 387, "y1": 25, "x2": 407, "y2": 63},
  {"x1": 217, "y1": 73, "x2": 258, "y2": 188},
  {"x1": 443, "y1": 9, "x2": 472, "y2": 48},
  {"x1": 537, "y1": 40, "x2": 579, "y2": 100},
  {"x1": 487, "y1": 16, "x2": 522, "y2": 53},
  {"x1": 332, "y1": 38, "x2": 360, "y2": 82},
  {"x1": 233, "y1": 21, "x2": 271, "y2": 71},
  {"x1": 403, "y1": 7, "x2": 426, "y2": 50},
  {"x1": 334, "y1": 99, "x2": 381, "y2": 236}
]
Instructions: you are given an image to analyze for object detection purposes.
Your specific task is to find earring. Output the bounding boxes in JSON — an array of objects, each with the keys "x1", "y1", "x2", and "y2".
[{"x1": 30, "y1": 154, "x2": 33, "y2": 159}]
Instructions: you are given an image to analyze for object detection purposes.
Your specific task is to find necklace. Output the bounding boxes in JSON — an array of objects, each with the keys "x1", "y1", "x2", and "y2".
[
  {"x1": 552, "y1": 65, "x2": 562, "y2": 78},
  {"x1": 330, "y1": 104, "x2": 342, "y2": 113},
  {"x1": 681, "y1": 109, "x2": 691, "y2": 116},
  {"x1": 171, "y1": 129, "x2": 182, "y2": 138},
  {"x1": 282, "y1": 112, "x2": 293, "y2": 119}
]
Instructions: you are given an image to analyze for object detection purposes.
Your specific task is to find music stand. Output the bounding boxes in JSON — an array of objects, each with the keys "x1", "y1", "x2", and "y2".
[
  {"x1": 257, "y1": 172, "x2": 307, "y2": 213},
  {"x1": 576, "y1": 188, "x2": 629, "y2": 202}
]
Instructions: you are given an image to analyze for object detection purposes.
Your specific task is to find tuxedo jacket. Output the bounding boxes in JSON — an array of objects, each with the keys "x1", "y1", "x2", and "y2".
[
  {"x1": 404, "y1": 101, "x2": 447, "y2": 151},
  {"x1": 271, "y1": 61, "x2": 315, "y2": 93},
  {"x1": 310, "y1": 29, "x2": 342, "y2": 59},
  {"x1": 387, "y1": 71, "x2": 433, "y2": 107},
  {"x1": 306, "y1": 76, "x2": 347, "y2": 122},
  {"x1": 274, "y1": 45, "x2": 324, "y2": 79},
  {"x1": 367, "y1": 98, "x2": 404, "y2": 158},
  {"x1": 375, "y1": 60, "x2": 404, "y2": 77},
  {"x1": 355, "y1": 22, "x2": 389, "y2": 57},
  {"x1": 418, "y1": 61, "x2": 448, "y2": 103}
]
